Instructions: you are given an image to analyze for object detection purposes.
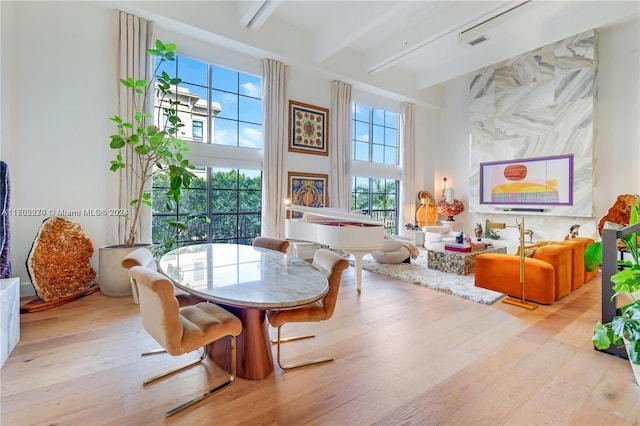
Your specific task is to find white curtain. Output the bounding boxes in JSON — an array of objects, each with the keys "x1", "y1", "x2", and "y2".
[
  {"x1": 261, "y1": 59, "x2": 289, "y2": 238},
  {"x1": 400, "y1": 102, "x2": 416, "y2": 233},
  {"x1": 329, "y1": 81, "x2": 352, "y2": 210},
  {"x1": 109, "y1": 10, "x2": 155, "y2": 245}
]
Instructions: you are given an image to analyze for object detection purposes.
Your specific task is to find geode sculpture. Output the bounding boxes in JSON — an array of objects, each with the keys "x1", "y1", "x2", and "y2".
[
  {"x1": 27, "y1": 217, "x2": 96, "y2": 302},
  {"x1": 0, "y1": 161, "x2": 10, "y2": 278}
]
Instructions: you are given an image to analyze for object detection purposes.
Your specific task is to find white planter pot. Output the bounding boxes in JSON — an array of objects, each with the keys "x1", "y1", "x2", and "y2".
[
  {"x1": 98, "y1": 245, "x2": 150, "y2": 297},
  {"x1": 623, "y1": 338, "x2": 640, "y2": 387}
]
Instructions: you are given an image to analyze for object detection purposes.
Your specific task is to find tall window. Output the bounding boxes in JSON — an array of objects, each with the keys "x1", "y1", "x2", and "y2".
[
  {"x1": 351, "y1": 102, "x2": 400, "y2": 234},
  {"x1": 152, "y1": 55, "x2": 262, "y2": 253}
]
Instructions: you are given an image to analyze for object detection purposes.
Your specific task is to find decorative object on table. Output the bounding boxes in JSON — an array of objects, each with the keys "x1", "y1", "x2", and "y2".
[
  {"x1": 23, "y1": 217, "x2": 98, "y2": 313},
  {"x1": 415, "y1": 191, "x2": 437, "y2": 227},
  {"x1": 486, "y1": 218, "x2": 538, "y2": 310},
  {"x1": 479, "y1": 155, "x2": 573, "y2": 206},
  {"x1": 567, "y1": 224, "x2": 581, "y2": 239},
  {"x1": 104, "y1": 38, "x2": 196, "y2": 296},
  {"x1": 0, "y1": 161, "x2": 11, "y2": 278},
  {"x1": 474, "y1": 223, "x2": 483, "y2": 240},
  {"x1": 405, "y1": 223, "x2": 421, "y2": 231},
  {"x1": 590, "y1": 197, "x2": 640, "y2": 385},
  {"x1": 287, "y1": 172, "x2": 329, "y2": 219},
  {"x1": 436, "y1": 187, "x2": 464, "y2": 221},
  {"x1": 288, "y1": 100, "x2": 329, "y2": 156},
  {"x1": 483, "y1": 219, "x2": 501, "y2": 240}
]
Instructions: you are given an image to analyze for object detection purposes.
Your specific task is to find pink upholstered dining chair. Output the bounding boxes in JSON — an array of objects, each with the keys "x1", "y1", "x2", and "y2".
[
  {"x1": 252, "y1": 236, "x2": 290, "y2": 253},
  {"x1": 266, "y1": 248, "x2": 349, "y2": 370},
  {"x1": 121, "y1": 247, "x2": 204, "y2": 307},
  {"x1": 129, "y1": 266, "x2": 242, "y2": 417}
]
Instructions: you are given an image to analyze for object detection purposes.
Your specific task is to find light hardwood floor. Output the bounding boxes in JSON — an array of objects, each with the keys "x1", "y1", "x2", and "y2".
[{"x1": 1, "y1": 268, "x2": 638, "y2": 425}]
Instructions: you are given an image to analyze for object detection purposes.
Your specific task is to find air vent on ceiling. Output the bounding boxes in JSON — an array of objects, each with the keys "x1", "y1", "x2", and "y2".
[
  {"x1": 458, "y1": 0, "x2": 532, "y2": 47},
  {"x1": 467, "y1": 35, "x2": 488, "y2": 46}
]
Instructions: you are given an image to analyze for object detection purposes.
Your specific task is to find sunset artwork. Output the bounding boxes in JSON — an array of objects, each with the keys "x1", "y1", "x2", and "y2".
[{"x1": 479, "y1": 155, "x2": 573, "y2": 206}]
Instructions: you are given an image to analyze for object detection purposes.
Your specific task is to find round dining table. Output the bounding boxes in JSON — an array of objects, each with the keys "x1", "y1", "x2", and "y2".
[{"x1": 158, "y1": 243, "x2": 328, "y2": 380}]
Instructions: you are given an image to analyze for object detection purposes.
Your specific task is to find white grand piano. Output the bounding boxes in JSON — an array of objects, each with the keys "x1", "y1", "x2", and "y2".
[{"x1": 285, "y1": 205, "x2": 385, "y2": 293}]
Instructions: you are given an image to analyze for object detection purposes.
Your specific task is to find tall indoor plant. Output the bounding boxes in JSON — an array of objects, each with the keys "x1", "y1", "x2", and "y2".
[
  {"x1": 101, "y1": 40, "x2": 195, "y2": 296},
  {"x1": 589, "y1": 198, "x2": 640, "y2": 384},
  {"x1": 110, "y1": 39, "x2": 195, "y2": 248}
]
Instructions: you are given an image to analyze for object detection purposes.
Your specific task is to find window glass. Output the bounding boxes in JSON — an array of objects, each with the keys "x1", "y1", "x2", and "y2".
[
  {"x1": 152, "y1": 54, "x2": 263, "y2": 253},
  {"x1": 351, "y1": 101, "x2": 400, "y2": 234}
]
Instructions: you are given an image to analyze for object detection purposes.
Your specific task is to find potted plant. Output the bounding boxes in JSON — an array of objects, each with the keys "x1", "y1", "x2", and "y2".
[
  {"x1": 100, "y1": 40, "x2": 196, "y2": 296},
  {"x1": 589, "y1": 198, "x2": 640, "y2": 384}
]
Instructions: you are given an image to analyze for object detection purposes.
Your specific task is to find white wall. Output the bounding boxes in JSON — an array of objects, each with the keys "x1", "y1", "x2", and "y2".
[
  {"x1": 438, "y1": 17, "x2": 640, "y2": 252},
  {"x1": 2, "y1": 2, "x2": 114, "y2": 294}
]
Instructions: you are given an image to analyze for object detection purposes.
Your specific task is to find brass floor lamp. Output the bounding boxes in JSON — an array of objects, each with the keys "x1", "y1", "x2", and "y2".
[{"x1": 487, "y1": 217, "x2": 538, "y2": 311}]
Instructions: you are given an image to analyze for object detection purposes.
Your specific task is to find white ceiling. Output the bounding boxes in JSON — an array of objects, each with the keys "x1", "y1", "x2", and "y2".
[{"x1": 120, "y1": 0, "x2": 639, "y2": 100}]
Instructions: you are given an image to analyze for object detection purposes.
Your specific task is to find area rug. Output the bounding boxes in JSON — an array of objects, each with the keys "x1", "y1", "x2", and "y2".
[{"x1": 359, "y1": 252, "x2": 504, "y2": 305}]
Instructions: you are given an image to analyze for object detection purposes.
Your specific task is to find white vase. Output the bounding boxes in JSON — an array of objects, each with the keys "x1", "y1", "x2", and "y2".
[{"x1": 98, "y1": 245, "x2": 150, "y2": 297}]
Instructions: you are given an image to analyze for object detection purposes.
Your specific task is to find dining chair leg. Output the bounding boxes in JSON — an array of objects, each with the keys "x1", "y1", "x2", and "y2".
[
  {"x1": 270, "y1": 333, "x2": 315, "y2": 344},
  {"x1": 165, "y1": 336, "x2": 237, "y2": 417},
  {"x1": 143, "y1": 346, "x2": 208, "y2": 385},
  {"x1": 275, "y1": 326, "x2": 334, "y2": 371}
]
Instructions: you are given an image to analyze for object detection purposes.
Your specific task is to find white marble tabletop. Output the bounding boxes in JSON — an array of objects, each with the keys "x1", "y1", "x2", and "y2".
[{"x1": 158, "y1": 243, "x2": 328, "y2": 309}]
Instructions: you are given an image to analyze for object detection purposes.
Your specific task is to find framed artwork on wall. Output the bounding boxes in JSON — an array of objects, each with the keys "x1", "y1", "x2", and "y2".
[
  {"x1": 287, "y1": 172, "x2": 329, "y2": 218},
  {"x1": 288, "y1": 100, "x2": 329, "y2": 156},
  {"x1": 479, "y1": 154, "x2": 574, "y2": 206}
]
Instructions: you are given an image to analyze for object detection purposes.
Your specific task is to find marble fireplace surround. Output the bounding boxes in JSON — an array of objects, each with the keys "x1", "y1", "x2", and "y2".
[{"x1": 468, "y1": 30, "x2": 596, "y2": 219}]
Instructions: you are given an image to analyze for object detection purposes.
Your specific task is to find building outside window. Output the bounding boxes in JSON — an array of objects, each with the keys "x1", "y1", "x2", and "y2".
[
  {"x1": 351, "y1": 102, "x2": 400, "y2": 235},
  {"x1": 152, "y1": 55, "x2": 262, "y2": 253}
]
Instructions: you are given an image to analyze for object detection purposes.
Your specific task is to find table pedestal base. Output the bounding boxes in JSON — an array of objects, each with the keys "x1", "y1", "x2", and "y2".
[{"x1": 209, "y1": 306, "x2": 274, "y2": 380}]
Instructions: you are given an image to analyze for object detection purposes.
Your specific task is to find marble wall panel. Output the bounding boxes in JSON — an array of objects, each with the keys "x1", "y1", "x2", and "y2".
[
  {"x1": 495, "y1": 46, "x2": 555, "y2": 93},
  {"x1": 494, "y1": 106, "x2": 555, "y2": 139},
  {"x1": 555, "y1": 67, "x2": 596, "y2": 103},
  {"x1": 469, "y1": 93, "x2": 495, "y2": 122},
  {"x1": 496, "y1": 79, "x2": 555, "y2": 115},
  {"x1": 555, "y1": 31, "x2": 595, "y2": 70},
  {"x1": 469, "y1": 65, "x2": 495, "y2": 99},
  {"x1": 469, "y1": 30, "x2": 596, "y2": 218}
]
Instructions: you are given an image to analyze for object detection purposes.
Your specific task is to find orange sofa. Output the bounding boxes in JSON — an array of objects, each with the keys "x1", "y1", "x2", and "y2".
[
  {"x1": 474, "y1": 237, "x2": 598, "y2": 305},
  {"x1": 475, "y1": 244, "x2": 572, "y2": 305}
]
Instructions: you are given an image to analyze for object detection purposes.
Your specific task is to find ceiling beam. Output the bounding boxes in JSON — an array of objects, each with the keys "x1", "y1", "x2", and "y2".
[
  {"x1": 237, "y1": 0, "x2": 281, "y2": 30},
  {"x1": 364, "y1": 1, "x2": 526, "y2": 74},
  {"x1": 313, "y1": 2, "x2": 413, "y2": 63}
]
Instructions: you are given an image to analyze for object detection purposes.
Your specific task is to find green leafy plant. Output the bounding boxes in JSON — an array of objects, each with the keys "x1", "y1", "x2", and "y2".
[
  {"x1": 110, "y1": 40, "x2": 195, "y2": 248},
  {"x1": 591, "y1": 198, "x2": 640, "y2": 365},
  {"x1": 151, "y1": 213, "x2": 211, "y2": 258}
]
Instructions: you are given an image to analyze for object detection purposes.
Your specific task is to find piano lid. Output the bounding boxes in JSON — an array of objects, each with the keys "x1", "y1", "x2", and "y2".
[{"x1": 286, "y1": 205, "x2": 383, "y2": 226}]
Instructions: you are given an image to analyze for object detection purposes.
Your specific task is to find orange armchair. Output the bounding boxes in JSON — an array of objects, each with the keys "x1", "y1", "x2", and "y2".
[
  {"x1": 475, "y1": 254, "x2": 556, "y2": 304},
  {"x1": 475, "y1": 243, "x2": 572, "y2": 305}
]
